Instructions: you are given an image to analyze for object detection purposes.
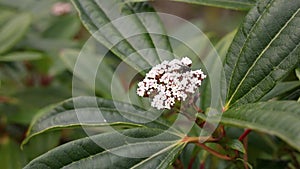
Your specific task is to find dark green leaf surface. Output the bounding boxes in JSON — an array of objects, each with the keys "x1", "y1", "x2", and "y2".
[
  {"x1": 71, "y1": 0, "x2": 173, "y2": 73},
  {"x1": 225, "y1": 0, "x2": 300, "y2": 108},
  {"x1": 261, "y1": 81, "x2": 300, "y2": 101},
  {"x1": 22, "y1": 96, "x2": 179, "y2": 146},
  {"x1": 0, "y1": 13, "x2": 31, "y2": 54},
  {"x1": 126, "y1": 0, "x2": 256, "y2": 11},
  {"x1": 198, "y1": 101, "x2": 300, "y2": 151},
  {"x1": 23, "y1": 128, "x2": 186, "y2": 169}
]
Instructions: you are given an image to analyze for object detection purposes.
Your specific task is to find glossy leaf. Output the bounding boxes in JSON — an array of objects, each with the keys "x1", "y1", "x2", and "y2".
[
  {"x1": 23, "y1": 128, "x2": 186, "y2": 169},
  {"x1": 0, "y1": 13, "x2": 31, "y2": 54},
  {"x1": 225, "y1": 0, "x2": 300, "y2": 108},
  {"x1": 0, "y1": 52, "x2": 43, "y2": 62},
  {"x1": 22, "y1": 96, "x2": 179, "y2": 146},
  {"x1": 71, "y1": 0, "x2": 173, "y2": 73},
  {"x1": 198, "y1": 101, "x2": 300, "y2": 151},
  {"x1": 125, "y1": 0, "x2": 256, "y2": 11}
]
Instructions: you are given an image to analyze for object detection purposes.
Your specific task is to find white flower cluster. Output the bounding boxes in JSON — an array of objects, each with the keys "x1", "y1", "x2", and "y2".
[{"x1": 137, "y1": 57, "x2": 206, "y2": 110}]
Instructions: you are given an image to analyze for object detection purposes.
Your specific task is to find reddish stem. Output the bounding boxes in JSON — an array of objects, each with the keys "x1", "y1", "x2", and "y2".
[
  {"x1": 194, "y1": 142, "x2": 233, "y2": 161},
  {"x1": 243, "y1": 137, "x2": 249, "y2": 169},
  {"x1": 199, "y1": 162, "x2": 205, "y2": 169},
  {"x1": 187, "y1": 152, "x2": 198, "y2": 169},
  {"x1": 238, "y1": 129, "x2": 251, "y2": 141}
]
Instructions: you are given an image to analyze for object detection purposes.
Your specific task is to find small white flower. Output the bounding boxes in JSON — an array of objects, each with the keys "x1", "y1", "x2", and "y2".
[{"x1": 137, "y1": 57, "x2": 206, "y2": 110}]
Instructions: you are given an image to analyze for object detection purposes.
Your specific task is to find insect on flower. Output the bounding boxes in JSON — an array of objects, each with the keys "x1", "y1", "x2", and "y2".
[{"x1": 137, "y1": 57, "x2": 206, "y2": 110}]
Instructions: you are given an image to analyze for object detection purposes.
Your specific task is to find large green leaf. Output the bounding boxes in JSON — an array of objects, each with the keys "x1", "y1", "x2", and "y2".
[
  {"x1": 224, "y1": 0, "x2": 300, "y2": 108},
  {"x1": 198, "y1": 101, "x2": 300, "y2": 151},
  {"x1": 126, "y1": 0, "x2": 256, "y2": 11},
  {"x1": 23, "y1": 128, "x2": 186, "y2": 169},
  {"x1": 0, "y1": 13, "x2": 31, "y2": 54},
  {"x1": 22, "y1": 96, "x2": 180, "y2": 146},
  {"x1": 71, "y1": 0, "x2": 174, "y2": 73}
]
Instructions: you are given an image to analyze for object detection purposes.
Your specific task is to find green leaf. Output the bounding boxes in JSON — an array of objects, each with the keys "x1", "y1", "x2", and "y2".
[
  {"x1": 71, "y1": 0, "x2": 173, "y2": 73},
  {"x1": 255, "y1": 159, "x2": 289, "y2": 169},
  {"x1": 200, "y1": 30, "x2": 237, "y2": 109},
  {"x1": 43, "y1": 15, "x2": 81, "y2": 39},
  {"x1": 125, "y1": 0, "x2": 256, "y2": 11},
  {"x1": 0, "y1": 136, "x2": 27, "y2": 169},
  {"x1": 60, "y1": 44, "x2": 126, "y2": 100},
  {"x1": 0, "y1": 8, "x2": 15, "y2": 26},
  {"x1": 23, "y1": 128, "x2": 186, "y2": 169},
  {"x1": 21, "y1": 34, "x2": 80, "y2": 54},
  {"x1": 224, "y1": 0, "x2": 300, "y2": 108},
  {"x1": 296, "y1": 68, "x2": 300, "y2": 80},
  {"x1": 261, "y1": 81, "x2": 300, "y2": 101},
  {"x1": 5, "y1": 86, "x2": 70, "y2": 125},
  {"x1": 0, "y1": 13, "x2": 31, "y2": 54},
  {"x1": 0, "y1": 52, "x2": 43, "y2": 62},
  {"x1": 198, "y1": 101, "x2": 300, "y2": 151},
  {"x1": 23, "y1": 131, "x2": 61, "y2": 161},
  {"x1": 224, "y1": 139, "x2": 245, "y2": 153},
  {"x1": 22, "y1": 96, "x2": 180, "y2": 146}
]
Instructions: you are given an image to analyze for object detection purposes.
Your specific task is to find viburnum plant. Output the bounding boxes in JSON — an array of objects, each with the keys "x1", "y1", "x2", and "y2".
[{"x1": 22, "y1": 0, "x2": 300, "y2": 169}]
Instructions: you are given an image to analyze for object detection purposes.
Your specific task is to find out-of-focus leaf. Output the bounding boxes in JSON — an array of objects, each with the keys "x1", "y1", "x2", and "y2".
[
  {"x1": 224, "y1": 139, "x2": 245, "y2": 153},
  {"x1": 60, "y1": 46, "x2": 126, "y2": 99},
  {"x1": 23, "y1": 128, "x2": 186, "y2": 169},
  {"x1": 43, "y1": 15, "x2": 81, "y2": 39},
  {"x1": 0, "y1": 136, "x2": 27, "y2": 169},
  {"x1": 225, "y1": 0, "x2": 300, "y2": 108},
  {"x1": 4, "y1": 86, "x2": 70, "y2": 125},
  {"x1": 200, "y1": 30, "x2": 236, "y2": 109},
  {"x1": 0, "y1": 52, "x2": 43, "y2": 62},
  {"x1": 0, "y1": 13, "x2": 31, "y2": 54},
  {"x1": 255, "y1": 159, "x2": 289, "y2": 169},
  {"x1": 21, "y1": 34, "x2": 80, "y2": 53},
  {"x1": 0, "y1": 8, "x2": 15, "y2": 26}
]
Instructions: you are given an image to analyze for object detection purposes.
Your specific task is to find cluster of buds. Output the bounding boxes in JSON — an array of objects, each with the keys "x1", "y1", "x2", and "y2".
[{"x1": 137, "y1": 57, "x2": 206, "y2": 110}]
